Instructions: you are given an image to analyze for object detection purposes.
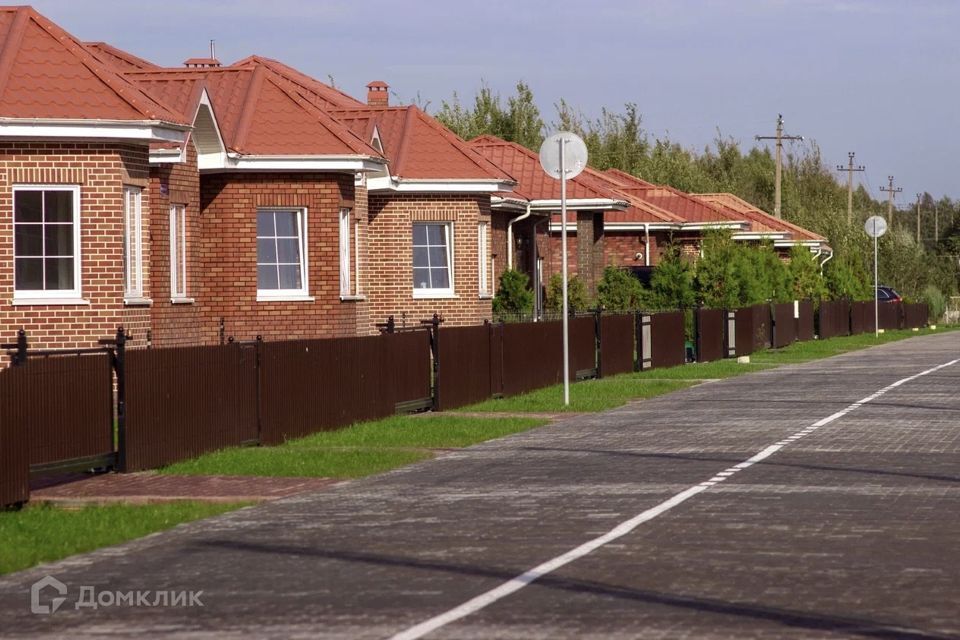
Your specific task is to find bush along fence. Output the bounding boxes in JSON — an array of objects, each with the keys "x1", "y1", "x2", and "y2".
[{"x1": 0, "y1": 300, "x2": 929, "y2": 508}]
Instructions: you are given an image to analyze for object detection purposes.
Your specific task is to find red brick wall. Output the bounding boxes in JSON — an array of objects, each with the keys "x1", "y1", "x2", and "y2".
[
  {"x1": 0, "y1": 142, "x2": 152, "y2": 354},
  {"x1": 148, "y1": 142, "x2": 205, "y2": 346},
  {"x1": 604, "y1": 231, "x2": 664, "y2": 268},
  {"x1": 366, "y1": 193, "x2": 492, "y2": 328},
  {"x1": 197, "y1": 172, "x2": 366, "y2": 342}
]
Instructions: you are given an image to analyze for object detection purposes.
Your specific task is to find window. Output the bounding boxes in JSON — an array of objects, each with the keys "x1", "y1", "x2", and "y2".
[
  {"x1": 339, "y1": 208, "x2": 351, "y2": 297},
  {"x1": 13, "y1": 185, "x2": 82, "y2": 300},
  {"x1": 123, "y1": 187, "x2": 144, "y2": 300},
  {"x1": 169, "y1": 204, "x2": 188, "y2": 300},
  {"x1": 478, "y1": 221, "x2": 489, "y2": 296},
  {"x1": 257, "y1": 208, "x2": 309, "y2": 300},
  {"x1": 412, "y1": 222, "x2": 453, "y2": 297}
]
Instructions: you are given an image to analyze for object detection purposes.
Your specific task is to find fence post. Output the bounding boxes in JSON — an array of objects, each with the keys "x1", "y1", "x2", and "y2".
[
  {"x1": 594, "y1": 307, "x2": 603, "y2": 378},
  {"x1": 725, "y1": 310, "x2": 736, "y2": 358},
  {"x1": 694, "y1": 307, "x2": 702, "y2": 363},
  {"x1": 429, "y1": 314, "x2": 440, "y2": 411},
  {"x1": 254, "y1": 335, "x2": 263, "y2": 444},
  {"x1": 12, "y1": 328, "x2": 27, "y2": 367},
  {"x1": 219, "y1": 317, "x2": 225, "y2": 345},
  {"x1": 635, "y1": 312, "x2": 652, "y2": 371},
  {"x1": 114, "y1": 326, "x2": 127, "y2": 473}
]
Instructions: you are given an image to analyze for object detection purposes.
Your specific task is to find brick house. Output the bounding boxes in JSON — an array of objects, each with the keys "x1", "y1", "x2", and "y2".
[
  {"x1": 468, "y1": 135, "x2": 627, "y2": 313},
  {"x1": 0, "y1": 7, "x2": 190, "y2": 351}
]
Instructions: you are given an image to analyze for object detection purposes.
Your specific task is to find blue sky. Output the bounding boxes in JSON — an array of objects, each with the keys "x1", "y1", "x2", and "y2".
[{"x1": 29, "y1": 0, "x2": 960, "y2": 202}]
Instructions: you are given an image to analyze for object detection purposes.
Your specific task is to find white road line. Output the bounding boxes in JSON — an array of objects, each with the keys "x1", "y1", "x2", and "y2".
[{"x1": 389, "y1": 358, "x2": 959, "y2": 640}]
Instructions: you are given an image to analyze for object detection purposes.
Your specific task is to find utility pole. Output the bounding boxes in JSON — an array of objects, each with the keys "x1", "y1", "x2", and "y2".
[
  {"x1": 879, "y1": 176, "x2": 902, "y2": 224},
  {"x1": 755, "y1": 114, "x2": 803, "y2": 218},
  {"x1": 836, "y1": 152, "x2": 865, "y2": 225},
  {"x1": 915, "y1": 193, "x2": 922, "y2": 246},
  {"x1": 934, "y1": 201, "x2": 939, "y2": 243}
]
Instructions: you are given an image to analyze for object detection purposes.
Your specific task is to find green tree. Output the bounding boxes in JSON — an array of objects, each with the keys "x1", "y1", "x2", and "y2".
[
  {"x1": 546, "y1": 273, "x2": 591, "y2": 313},
  {"x1": 492, "y1": 269, "x2": 534, "y2": 317},
  {"x1": 596, "y1": 266, "x2": 647, "y2": 310},
  {"x1": 695, "y1": 230, "x2": 740, "y2": 309},
  {"x1": 788, "y1": 245, "x2": 828, "y2": 301},
  {"x1": 649, "y1": 245, "x2": 696, "y2": 310},
  {"x1": 434, "y1": 81, "x2": 544, "y2": 149}
]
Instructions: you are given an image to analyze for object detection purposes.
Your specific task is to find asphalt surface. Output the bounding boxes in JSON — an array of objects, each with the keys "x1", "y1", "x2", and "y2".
[{"x1": 2, "y1": 331, "x2": 959, "y2": 639}]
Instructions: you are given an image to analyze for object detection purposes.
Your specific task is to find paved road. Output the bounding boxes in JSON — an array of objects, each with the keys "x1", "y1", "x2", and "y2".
[{"x1": 2, "y1": 332, "x2": 959, "y2": 639}]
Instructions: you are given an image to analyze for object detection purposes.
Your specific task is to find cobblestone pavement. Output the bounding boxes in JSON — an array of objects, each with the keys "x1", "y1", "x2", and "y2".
[{"x1": 1, "y1": 332, "x2": 958, "y2": 639}]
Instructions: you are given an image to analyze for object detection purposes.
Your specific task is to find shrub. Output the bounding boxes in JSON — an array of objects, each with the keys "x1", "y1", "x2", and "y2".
[
  {"x1": 649, "y1": 245, "x2": 696, "y2": 310},
  {"x1": 921, "y1": 284, "x2": 946, "y2": 322},
  {"x1": 546, "y1": 273, "x2": 591, "y2": 313},
  {"x1": 492, "y1": 269, "x2": 534, "y2": 316},
  {"x1": 788, "y1": 245, "x2": 828, "y2": 302},
  {"x1": 824, "y1": 254, "x2": 872, "y2": 301},
  {"x1": 596, "y1": 266, "x2": 646, "y2": 310},
  {"x1": 695, "y1": 230, "x2": 740, "y2": 309}
]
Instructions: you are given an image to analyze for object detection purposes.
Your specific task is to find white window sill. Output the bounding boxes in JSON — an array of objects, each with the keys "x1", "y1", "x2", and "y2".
[
  {"x1": 171, "y1": 297, "x2": 195, "y2": 305},
  {"x1": 256, "y1": 294, "x2": 315, "y2": 303},
  {"x1": 412, "y1": 291, "x2": 458, "y2": 300},
  {"x1": 340, "y1": 294, "x2": 367, "y2": 302},
  {"x1": 479, "y1": 293, "x2": 493, "y2": 300},
  {"x1": 124, "y1": 297, "x2": 153, "y2": 307},
  {"x1": 12, "y1": 297, "x2": 89, "y2": 306}
]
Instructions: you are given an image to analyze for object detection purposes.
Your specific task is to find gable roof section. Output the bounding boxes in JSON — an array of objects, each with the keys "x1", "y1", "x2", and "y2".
[
  {"x1": 84, "y1": 41, "x2": 158, "y2": 71},
  {"x1": 599, "y1": 169, "x2": 738, "y2": 225},
  {"x1": 232, "y1": 55, "x2": 364, "y2": 110},
  {"x1": 578, "y1": 167, "x2": 685, "y2": 226},
  {"x1": 0, "y1": 6, "x2": 187, "y2": 133},
  {"x1": 694, "y1": 193, "x2": 826, "y2": 242},
  {"x1": 469, "y1": 135, "x2": 625, "y2": 207},
  {"x1": 332, "y1": 106, "x2": 514, "y2": 186},
  {"x1": 126, "y1": 66, "x2": 383, "y2": 160}
]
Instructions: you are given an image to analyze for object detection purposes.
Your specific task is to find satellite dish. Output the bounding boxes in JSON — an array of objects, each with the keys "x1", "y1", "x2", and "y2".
[
  {"x1": 864, "y1": 215, "x2": 887, "y2": 238},
  {"x1": 539, "y1": 132, "x2": 588, "y2": 180}
]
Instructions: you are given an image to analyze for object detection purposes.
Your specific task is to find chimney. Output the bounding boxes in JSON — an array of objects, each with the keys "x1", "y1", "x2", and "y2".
[
  {"x1": 367, "y1": 81, "x2": 389, "y2": 107},
  {"x1": 183, "y1": 57, "x2": 221, "y2": 68}
]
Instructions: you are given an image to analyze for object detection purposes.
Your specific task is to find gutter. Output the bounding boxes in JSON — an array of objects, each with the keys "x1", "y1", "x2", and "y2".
[
  {"x1": 507, "y1": 204, "x2": 532, "y2": 269},
  {"x1": 644, "y1": 223, "x2": 651, "y2": 267},
  {"x1": 819, "y1": 248, "x2": 834, "y2": 273}
]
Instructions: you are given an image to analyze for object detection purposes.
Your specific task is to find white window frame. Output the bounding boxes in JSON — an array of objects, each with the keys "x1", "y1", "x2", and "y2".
[
  {"x1": 169, "y1": 204, "x2": 190, "y2": 302},
  {"x1": 256, "y1": 207, "x2": 312, "y2": 302},
  {"x1": 339, "y1": 208, "x2": 351, "y2": 297},
  {"x1": 12, "y1": 184, "x2": 83, "y2": 303},
  {"x1": 123, "y1": 186, "x2": 146, "y2": 303},
  {"x1": 478, "y1": 221, "x2": 490, "y2": 297},
  {"x1": 412, "y1": 221, "x2": 455, "y2": 299}
]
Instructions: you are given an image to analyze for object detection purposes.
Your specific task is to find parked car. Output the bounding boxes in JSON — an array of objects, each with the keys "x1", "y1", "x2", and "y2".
[{"x1": 877, "y1": 286, "x2": 902, "y2": 303}]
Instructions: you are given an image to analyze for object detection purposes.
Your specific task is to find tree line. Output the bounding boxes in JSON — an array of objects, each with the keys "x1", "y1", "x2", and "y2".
[{"x1": 435, "y1": 82, "x2": 958, "y2": 317}]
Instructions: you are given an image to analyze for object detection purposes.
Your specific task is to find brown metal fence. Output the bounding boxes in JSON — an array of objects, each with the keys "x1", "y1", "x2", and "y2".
[
  {"x1": 0, "y1": 364, "x2": 31, "y2": 507},
  {"x1": 797, "y1": 301, "x2": 815, "y2": 342},
  {"x1": 751, "y1": 304, "x2": 772, "y2": 350},
  {"x1": 501, "y1": 321, "x2": 563, "y2": 397},
  {"x1": 125, "y1": 344, "x2": 258, "y2": 471},
  {"x1": 259, "y1": 331, "x2": 431, "y2": 445},
  {"x1": 695, "y1": 308, "x2": 725, "y2": 363},
  {"x1": 599, "y1": 314, "x2": 635, "y2": 377},
  {"x1": 850, "y1": 301, "x2": 870, "y2": 334},
  {"x1": 570, "y1": 316, "x2": 598, "y2": 378},
  {"x1": 903, "y1": 303, "x2": 929, "y2": 329},
  {"x1": 772, "y1": 303, "x2": 797, "y2": 348},
  {"x1": 733, "y1": 307, "x2": 755, "y2": 357},
  {"x1": 435, "y1": 324, "x2": 495, "y2": 411},
  {"x1": 818, "y1": 300, "x2": 850, "y2": 339},
  {"x1": 649, "y1": 311, "x2": 686, "y2": 369},
  {"x1": 879, "y1": 302, "x2": 902, "y2": 330}
]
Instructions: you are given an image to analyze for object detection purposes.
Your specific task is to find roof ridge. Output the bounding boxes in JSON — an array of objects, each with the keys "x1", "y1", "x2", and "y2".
[
  {"x1": 0, "y1": 6, "x2": 29, "y2": 102},
  {"x1": 391, "y1": 106, "x2": 418, "y2": 175},
  {"x1": 231, "y1": 64, "x2": 265, "y2": 152}
]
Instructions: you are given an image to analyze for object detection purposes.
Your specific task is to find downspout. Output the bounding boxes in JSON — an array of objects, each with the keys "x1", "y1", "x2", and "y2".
[
  {"x1": 643, "y1": 223, "x2": 651, "y2": 267},
  {"x1": 819, "y1": 248, "x2": 834, "y2": 274},
  {"x1": 507, "y1": 204, "x2": 532, "y2": 270}
]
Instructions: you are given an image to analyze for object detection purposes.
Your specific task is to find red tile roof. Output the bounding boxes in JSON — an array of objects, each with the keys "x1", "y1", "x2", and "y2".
[
  {"x1": 577, "y1": 167, "x2": 685, "y2": 225},
  {"x1": 601, "y1": 169, "x2": 736, "y2": 224},
  {"x1": 126, "y1": 66, "x2": 381, "y2": 157},
  {"x1": 694, "y1": 193, "x2": 826, "y2": 242},
  {"x1": 0, "y1": 6, "x2": 186, "y2": 124},
  {"x1": 84, "y1": 41, "x2": 158, "y2": 71},
  {"x1": 331, "y1": 106, "x2": 514, "y2": 181},
  {"x1": 469, "y1": 135, "x2": 624, "y2": 204},
  {"x1": 231, "y1": 55, "x2": 364, "y2": 110}
]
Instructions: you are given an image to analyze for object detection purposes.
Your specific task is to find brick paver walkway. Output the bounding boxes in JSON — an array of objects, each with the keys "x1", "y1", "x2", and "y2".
[
  {"x1": 29, "y1": 472, "x2": 340, "y2": 505},
  {"x1": 1, "y1": 332, "x2": 958, "y2": 639}
]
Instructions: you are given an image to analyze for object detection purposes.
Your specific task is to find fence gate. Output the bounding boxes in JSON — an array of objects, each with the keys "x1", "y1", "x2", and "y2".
[{"x1": 1, "y1": 331, "x2": 119, "y2": 479}]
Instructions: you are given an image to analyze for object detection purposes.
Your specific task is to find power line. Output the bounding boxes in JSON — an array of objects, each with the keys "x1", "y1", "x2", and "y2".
[
  {"x1": 879, "y1": 176, "x2": 902, "y2": 224},
  {"x1": 755, "y1": 114, "x2": 803, "y2": 219},
  {"x1": 836, "y1": 152, "x2": 865, "y2": 224}
]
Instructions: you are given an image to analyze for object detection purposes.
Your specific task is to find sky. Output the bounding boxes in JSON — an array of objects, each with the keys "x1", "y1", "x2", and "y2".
[{"x1": 26, "y1": 0, "x2": 960, "y2": 202}]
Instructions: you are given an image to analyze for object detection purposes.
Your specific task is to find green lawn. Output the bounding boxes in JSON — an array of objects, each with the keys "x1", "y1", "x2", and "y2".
[
  {"x1": 160, "y1": 415, "x2": 547, "y2": 479},
  {"x1": 0, "y1": 502, "x2": 245, "y2": 575},
  {"x1": 458, "y1": 326, "x2": 954, "y2": 414}
]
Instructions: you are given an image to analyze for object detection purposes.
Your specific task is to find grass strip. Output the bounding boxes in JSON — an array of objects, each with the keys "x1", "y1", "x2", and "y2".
[
  {"x1": 0, "y1": 501, "x2": 245, "y2": 576},
  {"x1": 161, "y1": 415, "x2": 547, "y2": 479}
]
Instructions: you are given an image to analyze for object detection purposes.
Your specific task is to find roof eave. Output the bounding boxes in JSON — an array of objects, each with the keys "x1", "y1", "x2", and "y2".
[
  {"x1": 529, "y1": 198, "x2": 628, "y2": 211},
  {"x1": 368, "y1": 176, "x2": 515, "y2": 194},
  {"x1": 0, "y1": 118, "x2": 190, "y2": 143},
  {"x1": 202, "y1": 153, "x2": 386, "y2": 173}
]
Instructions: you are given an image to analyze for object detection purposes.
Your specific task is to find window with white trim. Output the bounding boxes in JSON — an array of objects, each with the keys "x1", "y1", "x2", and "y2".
[
  {"x1": 256, "y1": 208, "x2": 309, "y2": 299},
  {"x1": 478, "y1": 221, "x2": 490, "y2": 295},
  {"x1": 123, "y1": 186, "x2": 144, "y2": 300},
  {"x1": 339, "y1": 208, "x2": 351, "y2": 297},
  {"x1": 169, "y1": 204, "x2": 187, "y2": 299},
  {"x1": 13, "y1": 185, "x2": 82, "y2": 299},
  {"x1": 412, "y1": 222, "x2": 453, "y2": 297}
]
